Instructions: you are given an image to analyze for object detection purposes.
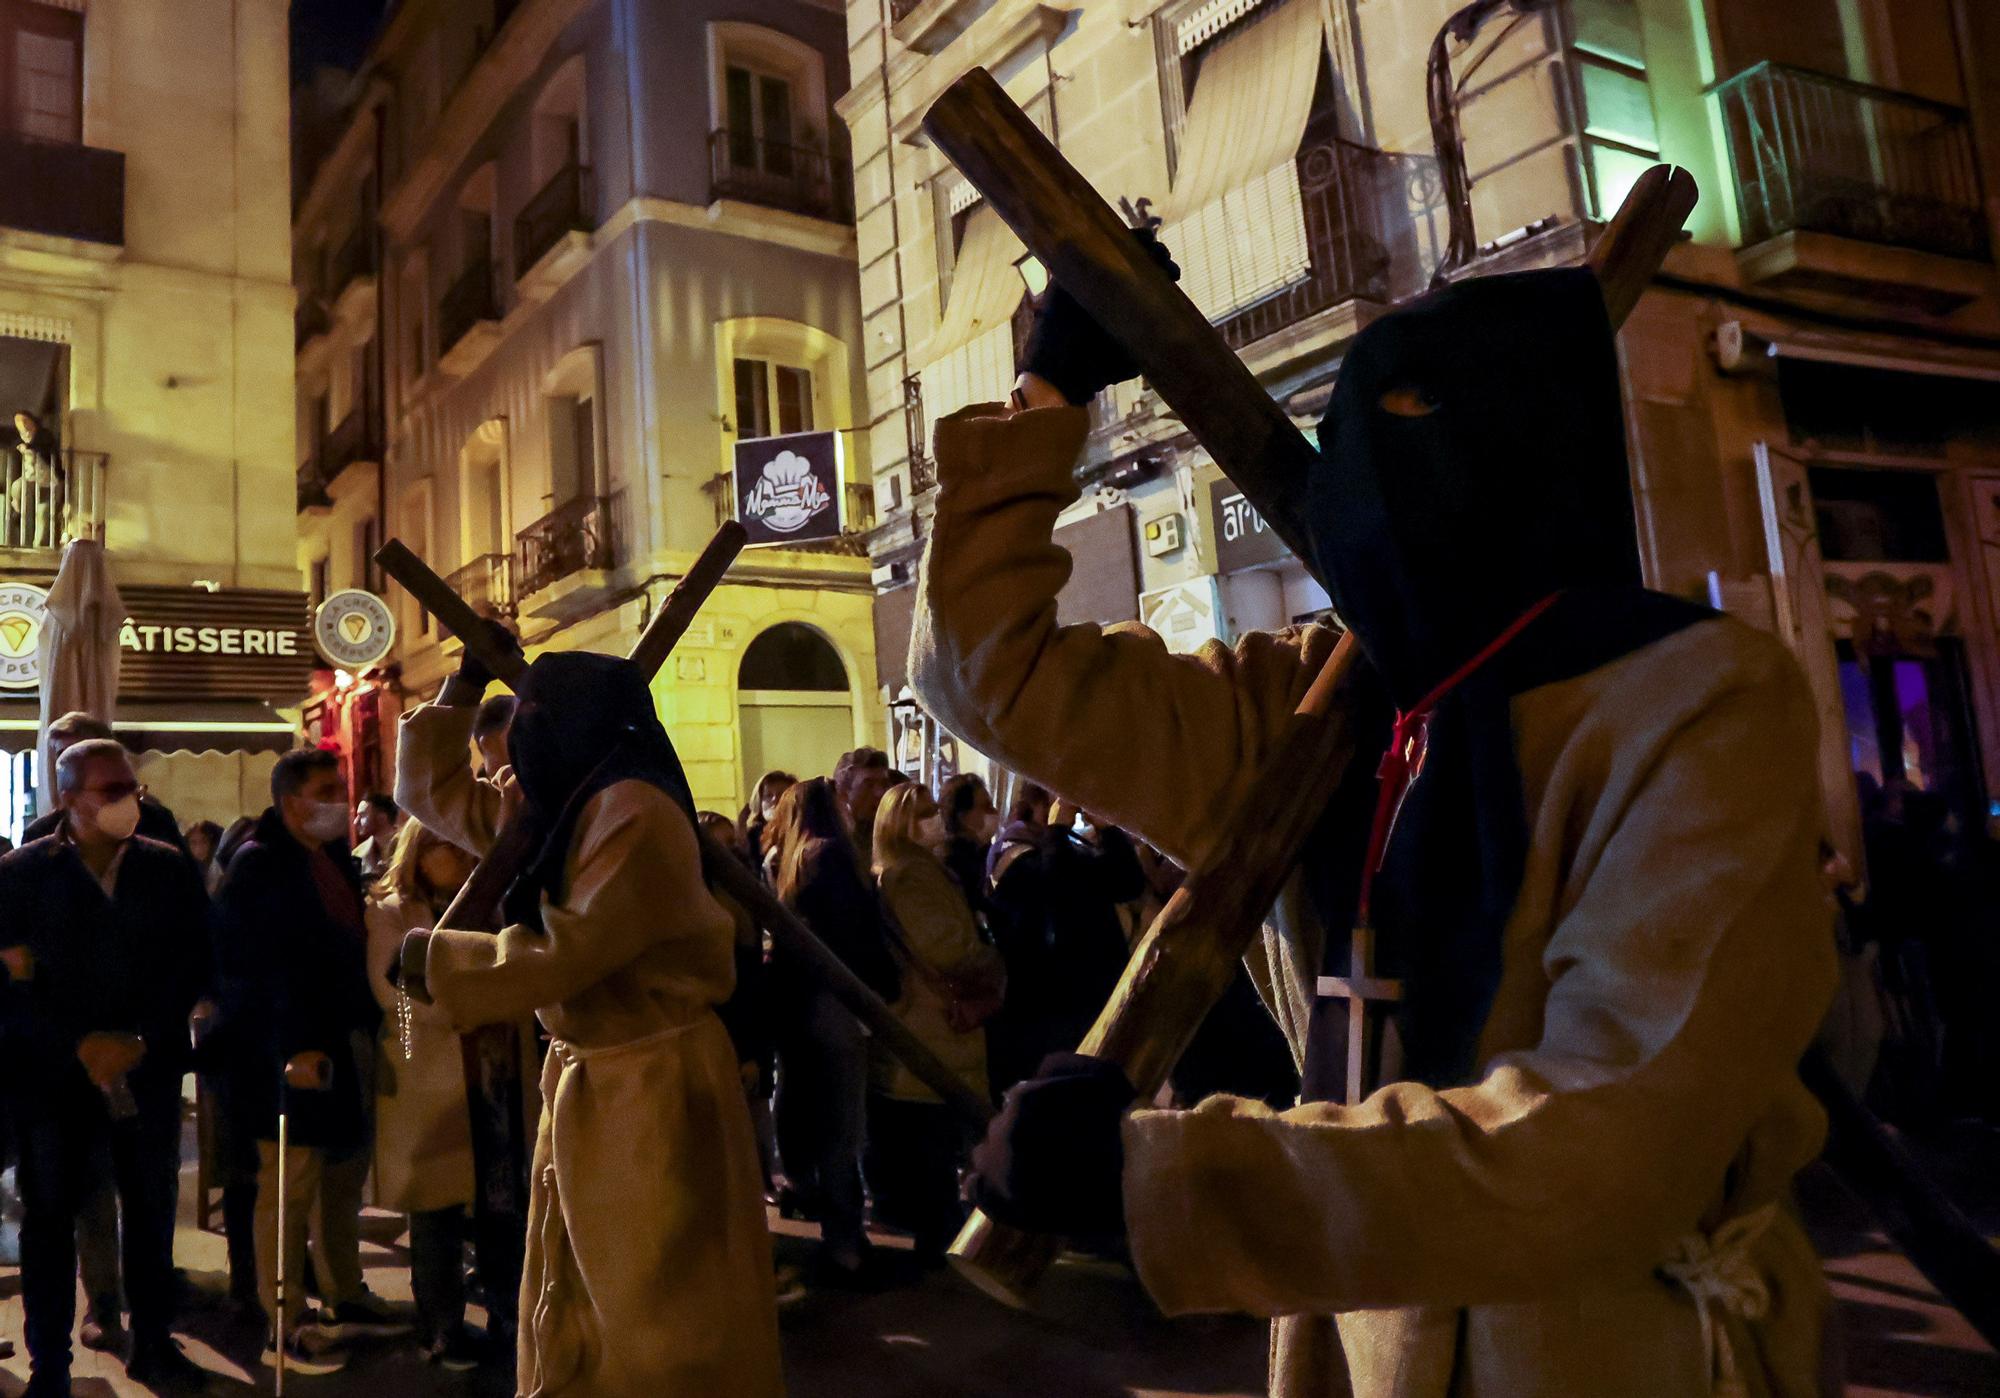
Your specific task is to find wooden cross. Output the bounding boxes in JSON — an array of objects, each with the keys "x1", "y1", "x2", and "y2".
[
  {"x1": 1316, "y1": 925, "x2": 1404, "y2": 1106},
  {"x1": 371, "y1": 530, "x2": 995, "y2": 1130}
]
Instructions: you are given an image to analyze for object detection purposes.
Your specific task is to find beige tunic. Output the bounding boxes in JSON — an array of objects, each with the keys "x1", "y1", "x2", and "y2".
[
  {"x1": 910, "y1": 404, "x2": 1838, "y2": 1398},
  {"x1": 398, "y1": 704, "x2": 784, "y2": 1398}
]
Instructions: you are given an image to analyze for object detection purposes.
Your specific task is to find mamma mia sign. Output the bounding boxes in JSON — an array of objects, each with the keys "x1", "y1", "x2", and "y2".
[{"x1": 733, "y1": 430, "x2": 844, "y2": 548}]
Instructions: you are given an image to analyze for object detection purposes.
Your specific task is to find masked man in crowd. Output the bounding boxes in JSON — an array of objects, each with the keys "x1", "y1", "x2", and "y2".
[
  {"x1": 915, "y1": 260, "x2": 1838, "y2": 1396},
  {"x1": 213, "y1": 749, "x2": 403, "y2": 1376},
  {"x1": 396, "y1": 645, "x2": 783, "y2": 1397},
  {"x1": 0, "y1": 738, "x2": 213, "y2": 1394}
]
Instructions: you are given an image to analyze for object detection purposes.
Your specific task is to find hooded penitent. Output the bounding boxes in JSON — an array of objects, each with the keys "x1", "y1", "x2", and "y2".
[
  {"x1": 1297, "y1": 266, "x2": 1713, "y2": 1100},
  {"x1": 502, "y1": 651, "x2": 700, "y2": 925}
]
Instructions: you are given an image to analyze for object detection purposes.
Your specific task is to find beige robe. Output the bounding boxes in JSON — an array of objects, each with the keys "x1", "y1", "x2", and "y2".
[
  {"x1": 398, "y1": 704, "x2": 784, "y2": 1398},
  {"x1": 909, "y1": 404, "x2": 1839, "y2": 1398}
]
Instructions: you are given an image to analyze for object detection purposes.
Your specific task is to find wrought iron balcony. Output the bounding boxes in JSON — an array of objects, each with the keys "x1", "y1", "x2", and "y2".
[
  {"x1": 1215, "y1": 128, "x2": 1399, "y2": 351},
  {"x1": 1, "y1": 448, "x2": 108, "y2": 551},
  {"x1": 327, "y1": 224, "x2": 377, "y2": 300},
  {"x1": 0, "y1": 133, "x2": 123, "y2": 245},
  {"x1": 447, "y1": 552, "x2": 516, "y2": 617},
  {"x1": 709, "y1": 129, "x2": 851, "y2": 223},
  {"x1": 515, "y1": 494, "x2": 617, "y2": 599},
  {"x1": 439, "y1": 258, "x2": 500, "y2": 356},
  {"x1": 515, "y1": 162, "x2": 593, "y2": 279},
  {"x1": 1712, "y1": 62, "x2": 1990, "y2": 263}
]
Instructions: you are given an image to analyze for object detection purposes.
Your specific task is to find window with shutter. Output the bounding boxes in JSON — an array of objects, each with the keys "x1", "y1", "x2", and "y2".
[{"x1": 3, "y1": 1, "x2": 81, "y2": 144}]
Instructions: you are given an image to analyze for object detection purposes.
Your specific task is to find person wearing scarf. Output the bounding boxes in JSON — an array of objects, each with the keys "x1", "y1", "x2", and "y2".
[
  {"x1": 394, "y1": 650, "x2": 782, "y2": 1398},
  {"x1": 909, "y1": 264, "x2": 1837, "y2": 1397}
]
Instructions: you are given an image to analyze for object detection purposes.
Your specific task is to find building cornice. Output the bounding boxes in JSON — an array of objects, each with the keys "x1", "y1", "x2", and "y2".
[
  {"x1": 886, "y1": 2, "x2": 1075, "y2": 147},
  {"x1": 381, "y1": 0, "x2": 595, "y2": 242},
  {"x1": 295, "y1": 77, "x2": 392, "y2": 240},
  {"x1": 600, "y1": 196, "x2": 859, "y2": 262}
]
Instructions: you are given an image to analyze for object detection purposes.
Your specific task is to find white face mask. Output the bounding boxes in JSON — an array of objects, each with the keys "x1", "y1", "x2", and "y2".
[
  {"x1": 916, "y1": 814, "x2": 945, "y2": 845},
  {"x1": 93, "y1": 794, "x2": 141, "y2": 843},
  {"x1": 303, "y1": 800, "x2": 351, "y2": 844},
  {"x1": 1071, "y1": 812, "x2": 1094, "y2": 836}
]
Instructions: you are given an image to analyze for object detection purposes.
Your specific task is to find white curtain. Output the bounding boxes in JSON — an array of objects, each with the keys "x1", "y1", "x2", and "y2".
[
  {"x1": 37, "y1": 539, "x2": 126, "y2": 781},
  {"x1": 1163, "y1": 0, "x2": 1325, "y2": 320},
  {"x1": 918, "y1": 206, "x2": 1027, "y2": 422}
]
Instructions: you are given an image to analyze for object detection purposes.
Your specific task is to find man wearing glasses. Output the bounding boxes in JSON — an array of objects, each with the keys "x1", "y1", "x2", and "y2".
[{"x1": 0, "y1": 737, "x2": 215, "y2": 1394}]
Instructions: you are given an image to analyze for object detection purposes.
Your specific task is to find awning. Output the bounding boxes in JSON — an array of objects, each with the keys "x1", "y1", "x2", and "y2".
[
  {"x1": 0, "y1": 700, "x2": 297, "y2": 755},
  {"x1": 1162, "y1": 0, "x2": 1324, "y2": 320},
  {"x1": 918, "y1": 205, "x2": 1028, "y2": 423},
  {"x1": 919, "y1": 206, "x2": 1026, "y2": 367}
]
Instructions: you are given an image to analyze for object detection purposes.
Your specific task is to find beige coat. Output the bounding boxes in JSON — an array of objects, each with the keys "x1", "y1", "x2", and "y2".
[
  {"x1": 874, "y1": 848, "x2": 1002, "y2": 1104},
  {"x1": 910, "y1": 404, "x2": 1839, "y2": 1398},
  {"x1": 364, "y1": 892, "x2": 476, "y2": 1214},
  {"x1": 398, "y1": 704, "x2": 783, "y2": 1398}
]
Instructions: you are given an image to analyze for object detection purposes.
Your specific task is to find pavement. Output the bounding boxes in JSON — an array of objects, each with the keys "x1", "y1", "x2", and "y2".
[{"x1": 0, "y1": 1115, "x2": 1993, "y2": 1396}]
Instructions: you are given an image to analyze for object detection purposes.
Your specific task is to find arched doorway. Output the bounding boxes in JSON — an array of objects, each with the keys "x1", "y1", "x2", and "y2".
[{"x1": 737, "y1": 622, "x2": 852, "y2": 798}]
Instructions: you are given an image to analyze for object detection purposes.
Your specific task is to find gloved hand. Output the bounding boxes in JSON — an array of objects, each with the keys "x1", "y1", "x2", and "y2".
[
  {"x1": 967, "y1": 1052, "x2": 1137, "y2": 1237},
  {"x1": 1021, "y1": 229, "x2": 1180, "y2": 407},
  {"x1": 439, "y1": 618, "x2": 523, "y2": 707}
]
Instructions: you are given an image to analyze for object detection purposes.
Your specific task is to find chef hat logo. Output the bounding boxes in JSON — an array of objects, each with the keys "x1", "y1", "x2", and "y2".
[{"x1": 745, "y1": 448, "x2": 833, "y2": 534}]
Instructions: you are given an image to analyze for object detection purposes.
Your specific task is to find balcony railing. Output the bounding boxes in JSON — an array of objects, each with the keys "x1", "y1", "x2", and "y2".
[
  {"x1": 709, "y1": 129, "x2": 851, "y2": 223},
  {"x1": 515, "y1": 162, "x2": 593, "y2": 279},
  {"x1": 890, "y1": 0, "x2": 924, "y2": 18},
  {"x1": 447, "y1": 552, "x2": 516, "y2": 618},
  {"x1": 0, "y1": 133, "x2": 123, "y2": 245},
  {"x1": 1713, "y1": 61, "x2": 1990, "y2": 263},
  {"x1": 327, "y1": 225, "x2": 377, "y2": 300},
  {"x1": 1215, "y1": 129, "x2": 1397, "y2": 351},
  {"x1": 515, "y1": 494, "x2": 617, "y2": 599},
  {"x1": 1, "y1": 448, "x2": 108, "y2": 550},
  {"x1": 295, "y1": 296, "x2": 330, "y2": 351},
  {"x1": 439, "y1": 258, "x2": 500, "y2": 356}
]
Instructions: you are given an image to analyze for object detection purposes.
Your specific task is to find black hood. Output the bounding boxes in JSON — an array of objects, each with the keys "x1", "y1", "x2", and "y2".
[
  {"x1": 1308, "y1": 267, "x2": 1641, "y2": 708},
  {"x1": 505, "y1": 651, "x2": 699, "y2": 917}
]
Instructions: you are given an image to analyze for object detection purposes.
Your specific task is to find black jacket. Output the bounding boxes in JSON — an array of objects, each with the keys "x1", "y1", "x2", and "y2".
[
  {"x1": 24, "y1": 793, "x2": 189, "y2": 855},
  {"x1": 988, "y1": 823, "x2": 1145, "y2": 1036},
  {"x1": 211, "y1": 807, "x2": 379, "y2": 1148},
  {"x1": 775, "y1": 838, "x2": 900, "y2": 1007},
  {"x1": 0, "y1": 831, "x2": 212, "y2": 1118}
]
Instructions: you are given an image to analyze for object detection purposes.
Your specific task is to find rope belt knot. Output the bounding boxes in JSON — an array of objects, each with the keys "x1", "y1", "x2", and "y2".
[{"x1": 1659, "y1": 1202, "x2": 1778, "y2": 1397}]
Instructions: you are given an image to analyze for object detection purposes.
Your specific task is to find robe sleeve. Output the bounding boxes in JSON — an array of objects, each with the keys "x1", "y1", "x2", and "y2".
[
  {"x1": 423, "y1": 783, "x2": 726, "y2": 1029},
  {"x1": 1120, "y1": 643, "x2": 1838, "y2": 1314},
  {"x1": 909, "y1": 404, "x2": 1332, "y2": 870},
  {"x1": 395, "y1": 702, "x2": 502, "y2": 857}
]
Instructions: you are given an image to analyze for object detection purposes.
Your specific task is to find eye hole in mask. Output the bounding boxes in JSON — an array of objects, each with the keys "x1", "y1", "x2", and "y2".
[{"x1": 1377, "y1": 384, "x2": 1440, "y2": 418}]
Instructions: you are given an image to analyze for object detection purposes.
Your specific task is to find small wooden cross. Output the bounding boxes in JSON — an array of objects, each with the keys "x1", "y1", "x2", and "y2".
[{"x1": 1315, "y1": 924, "x2": 1404, "y2": 1105}]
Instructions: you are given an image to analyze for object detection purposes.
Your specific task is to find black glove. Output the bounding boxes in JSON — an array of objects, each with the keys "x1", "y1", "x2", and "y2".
[
  {"x1": 1021, "y1": 228, "x2": 1180, "y2": 407},
  {"x1": 967, "y1": 1052, "x2": 1137, "y2": 1237},
  {"x1": 439, "y1": 618, "x2": 523, "y2": 706}
]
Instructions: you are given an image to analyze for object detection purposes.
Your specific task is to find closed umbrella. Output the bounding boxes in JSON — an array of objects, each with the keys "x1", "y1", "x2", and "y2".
[{"x1": 37, "y1": 537, "x2": 126, "y2": 784}]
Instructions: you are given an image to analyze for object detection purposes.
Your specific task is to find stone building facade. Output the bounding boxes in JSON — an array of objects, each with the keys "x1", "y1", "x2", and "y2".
[
  {"x1": 0, "y1": 0, "x2": 302, "y2": 833},
  {"x1": 845, "y1": 0, "x2": 2000, "y2": 871},
  {"x1": 294, "y1": 0, "x2": 881, "y2": 814}
]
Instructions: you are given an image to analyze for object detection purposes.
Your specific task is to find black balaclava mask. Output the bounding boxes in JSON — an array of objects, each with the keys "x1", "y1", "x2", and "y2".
[
  {"x1": 1308, "y1": 266, "x2": 1642, "y2": 708},
  {"x1": 1295, "y1": 266, "x2": 1713, "y2": 1100},
  {"x1": 504, "y1": 651, "x2": 699, "y2": 920}
]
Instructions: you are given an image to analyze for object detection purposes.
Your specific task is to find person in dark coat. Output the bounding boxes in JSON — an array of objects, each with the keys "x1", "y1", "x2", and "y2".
[
  {"x1": 984, "y1": 785, "x2": 1146, "y2": 1097},
  {"x1": 767, "y1": 776, "x2": 899, "y2": 1285},
  {"x1": 0, "y1": 738, "x2": 213, "y2": 1393},
  {"x1": 212, "y1": 748, "x2": 399, "y2": 1375},
  {"x1": 937, "y1": 772, "x2": 999, "y2": 919}
]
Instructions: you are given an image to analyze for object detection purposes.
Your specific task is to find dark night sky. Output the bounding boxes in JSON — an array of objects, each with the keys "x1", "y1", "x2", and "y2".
[{"x1": 291, "y1": 0, "x2": 388, "y2": 80}]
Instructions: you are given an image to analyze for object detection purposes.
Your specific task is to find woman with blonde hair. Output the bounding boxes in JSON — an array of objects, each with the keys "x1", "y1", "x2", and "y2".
[
  {"x1": 366, "y1": 821, "x2": 529, "y2": 1370},
  {"x1": 866, "y1": 783, "x2": 1004, "y2": 1264}
]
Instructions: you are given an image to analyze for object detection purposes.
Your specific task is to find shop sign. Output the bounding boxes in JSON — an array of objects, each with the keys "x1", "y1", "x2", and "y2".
[
  {"x1": 734, "y1": 430, "x2": 844, "y2": 547},
  {"x1": 0, "y1": 584, "x2": 314, "y2": 701},
  {"x1": 0, "y1": 581, "x2": 48, "y2": 690},
  {"x1": 1207, "y1": 476, "x2": 1290, "y2": 574},
  {"x1": 314, "y1": 589, "x2": 397, "y2": 669}
]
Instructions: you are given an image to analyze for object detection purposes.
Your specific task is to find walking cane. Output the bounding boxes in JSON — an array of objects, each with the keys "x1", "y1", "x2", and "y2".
[{"x1": 274, "y1": 1098, "x2": 288, "y2": 1396}]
